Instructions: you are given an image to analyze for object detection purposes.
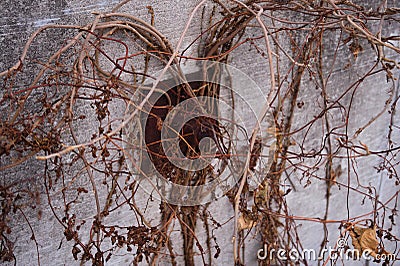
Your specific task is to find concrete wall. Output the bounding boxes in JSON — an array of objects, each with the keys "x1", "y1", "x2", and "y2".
[{"x1": 1, "y1": 0, "x2": 399, "y2": 265}]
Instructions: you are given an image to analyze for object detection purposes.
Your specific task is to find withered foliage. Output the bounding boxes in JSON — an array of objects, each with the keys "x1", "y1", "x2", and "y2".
[
  {"x1": 1, "y1": 0, "x2": 400, "y2": 265},
  {"x1": 347, "y1": 224, "x2": 393, "y2": 260}
]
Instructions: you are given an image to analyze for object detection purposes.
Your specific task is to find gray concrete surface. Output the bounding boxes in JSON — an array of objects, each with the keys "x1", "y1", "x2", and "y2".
[{"x1": 1, "y1": 0, "x2": 399, "y2": 265}]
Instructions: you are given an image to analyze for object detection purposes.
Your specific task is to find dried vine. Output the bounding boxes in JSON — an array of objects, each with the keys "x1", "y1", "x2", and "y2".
[{"x1": 1, "y1": 0, "x2": 400, "y2": 265}]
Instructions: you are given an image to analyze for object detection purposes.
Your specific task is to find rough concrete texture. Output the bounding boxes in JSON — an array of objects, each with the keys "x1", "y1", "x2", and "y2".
[{"x1": 1, "y1": 0, "x2": 399, "y2": 265}]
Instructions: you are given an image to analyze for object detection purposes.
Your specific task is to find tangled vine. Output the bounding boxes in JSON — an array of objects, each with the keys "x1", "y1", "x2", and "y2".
[{"x1": 1, "y1": 0, "x2": 400, "y2": 265}]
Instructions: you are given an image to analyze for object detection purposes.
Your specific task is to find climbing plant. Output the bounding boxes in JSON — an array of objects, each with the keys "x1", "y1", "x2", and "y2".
[{"x1": 1, "y1": 0, "x2": 399, "y2": 265}]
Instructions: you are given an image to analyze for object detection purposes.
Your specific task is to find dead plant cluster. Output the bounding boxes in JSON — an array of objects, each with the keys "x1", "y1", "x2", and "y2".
[{"x1": 0, "y1": 0, "x2": 400, "y2": 265}]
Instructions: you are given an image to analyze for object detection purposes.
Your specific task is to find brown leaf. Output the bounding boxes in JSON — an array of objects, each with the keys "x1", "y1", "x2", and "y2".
[
  {"x1": 72, "y1": 245, "x2": 81, "y2": 260},
  {"x1": 349, "y1": 41, "x2": 363, "y2": 59},
  {"x1": 348, "y1": 225, "x2": 392, "y2": 259},
  {"x1": 238, "y1": 214, "x2": 256, "y2": 231}
]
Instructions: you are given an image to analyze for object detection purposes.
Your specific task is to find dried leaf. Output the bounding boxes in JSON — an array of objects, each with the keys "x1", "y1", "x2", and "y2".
[
  {"x1": 349, "y1": 41, "x2": 363, "y2": 59},
  {"x1": 255, "y1": 182, "x2": 270, "y2": 207},
  {"x1": 72, "y1": 245, "x2": 81, "y2": 260},
  {"x1": 238, "y1": 214, "x2": 256, "y2": 231},
  {"x1": 348, "y1": 225, "x2": 392, "y2": 259}
]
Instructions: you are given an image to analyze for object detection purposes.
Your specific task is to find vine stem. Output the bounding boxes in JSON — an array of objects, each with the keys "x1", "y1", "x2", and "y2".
[
  {"x1": 0, "y1": 25, "x2": 82, "y2": 77},
  {"x1": 37, "y1": 0, "x2": 208, "y2": 161},
  {"x1": 226, "y1": 1, "x2": 277, "y2": 263}
]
